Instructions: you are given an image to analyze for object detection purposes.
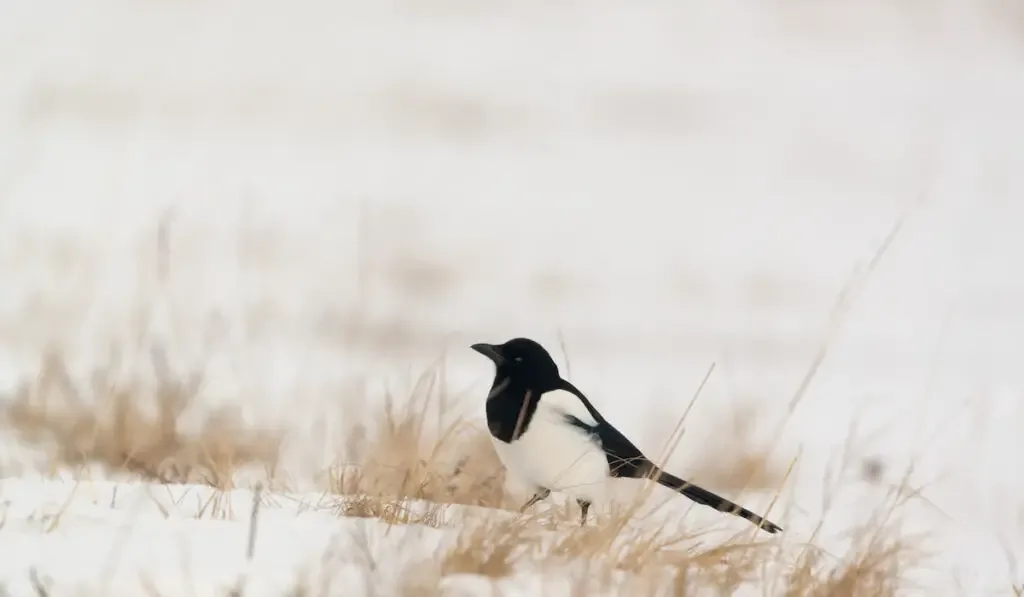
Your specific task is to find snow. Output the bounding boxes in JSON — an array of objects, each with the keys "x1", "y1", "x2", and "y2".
[
  {"x1": 0, "y1": 478, "x2": 457, "y2": 597},
  {"x1": 2, "y1": 0, "x2": 1024, "y2": 595},
  {"x1": 0, "y1": 478, "x2": 718, "y2": 597}
]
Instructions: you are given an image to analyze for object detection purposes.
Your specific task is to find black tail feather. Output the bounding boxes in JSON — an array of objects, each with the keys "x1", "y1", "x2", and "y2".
[{"x1": 651, "y1": 468, "x2": 783, "y2": 534}]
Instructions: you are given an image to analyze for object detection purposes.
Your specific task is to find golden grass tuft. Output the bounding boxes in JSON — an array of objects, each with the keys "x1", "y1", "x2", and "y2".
[
  {"x1": 429, "y1": 488, "x2": 919, "y2": 596},
  {"x1": 3, "y1": 347, "x2": 283, "y2": 488},
  {"x1": 684, "y1": 404, "x2": 791, "y2": 494},
  {"x1": 440, "y1": 515, "x2": 534, "y2": 578},
  {"x1": 335, "y1": 493, "x2": 446, "y2": 528},
  {"x1": 320, "y1": 365, "x2": 511, "y2": 510},
  {"x1": 780, "y1": 518, "x2": 915, "y2": 597}
]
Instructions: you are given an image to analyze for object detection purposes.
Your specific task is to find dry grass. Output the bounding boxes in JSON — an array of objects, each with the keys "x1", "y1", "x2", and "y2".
[
  {"x1": 0, "y1": 347, "x2": 924, "y2": 595},
  {"x1": 3, "y1": 346, "x2": 283, "y2": 488},
  {"x1": 0, "y1": 336, "x2": 923, "y2": 596},
  {"x1": 427, "y1": 480, "x2": 921, "y2": 596},
  {"x1": 319, "y1": 363, "x2": 512, "y2": 512},
  {"x1": 684, "y1": 405, "x2": 791, "y2": 494},
  {"x1": 307, "y1": 361, "x2": 921, "y2": 596}
]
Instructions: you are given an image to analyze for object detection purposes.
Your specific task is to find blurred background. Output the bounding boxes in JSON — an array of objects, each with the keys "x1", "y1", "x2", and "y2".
[{"x1": 1, "y1": 0, "x2": 1023, "y2": 591}]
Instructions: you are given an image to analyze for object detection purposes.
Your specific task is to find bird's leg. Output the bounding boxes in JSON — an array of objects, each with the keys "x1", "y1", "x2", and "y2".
[
  {"x1": 519, "y1": 488, "x2": 551, "y2": 513},
  {"x1": 577, "y1": 499, "x2": 591, "y2": 526}
]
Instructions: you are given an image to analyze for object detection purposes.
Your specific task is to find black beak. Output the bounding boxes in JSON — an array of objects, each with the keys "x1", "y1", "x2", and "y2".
[{"x1": 471, "y1": 343, "x2": 504, "y2": 365}]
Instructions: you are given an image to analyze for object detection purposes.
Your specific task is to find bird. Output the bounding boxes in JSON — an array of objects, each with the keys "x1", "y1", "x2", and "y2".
[{"x1": 471, "y1": 337, "x2": 783, "y2": 533}]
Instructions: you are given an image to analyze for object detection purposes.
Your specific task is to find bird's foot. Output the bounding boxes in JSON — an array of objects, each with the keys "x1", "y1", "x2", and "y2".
[
  {"x1": 519, "y1": 489, "x2": 551, "y2": 513},
  {"x1": 577, "y1": 499, "x2": 591, "y2": 526}
]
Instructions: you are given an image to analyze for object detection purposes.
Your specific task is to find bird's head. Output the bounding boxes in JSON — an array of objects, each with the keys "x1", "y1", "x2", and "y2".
[{"x1": 471, "y1": 337, "x2": 561, "y2": 390}]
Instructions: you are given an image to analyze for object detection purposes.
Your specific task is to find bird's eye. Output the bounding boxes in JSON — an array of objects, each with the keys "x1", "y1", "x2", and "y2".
[{"x1": 513, "y1": 356, "x2": 524, "y2": 363}]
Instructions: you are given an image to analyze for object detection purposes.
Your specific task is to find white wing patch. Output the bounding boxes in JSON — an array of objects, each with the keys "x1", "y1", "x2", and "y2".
[
  {"x1": 538, "y1": 388, "x2": 599, "y2": 427},
  {"x1": 489, "y1": 388, "x2": 610, "y2": 503}
]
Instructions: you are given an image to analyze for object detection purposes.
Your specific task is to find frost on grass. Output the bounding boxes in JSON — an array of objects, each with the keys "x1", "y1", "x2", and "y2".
[{"x1": 0, "y1": 351, "x2": 922, "y2": 596}]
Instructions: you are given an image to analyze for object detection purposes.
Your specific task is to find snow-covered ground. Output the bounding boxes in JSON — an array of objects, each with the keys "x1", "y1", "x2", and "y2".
[
  {"x1": 0, "y1": 477, "x2": 520, "y2": 597},
  {"x1": 1, "y1": 0, "x2": 1024, "y2": 595},
  {"x1": 0, "y1": 477, "x2": 783, "y2": 597}
]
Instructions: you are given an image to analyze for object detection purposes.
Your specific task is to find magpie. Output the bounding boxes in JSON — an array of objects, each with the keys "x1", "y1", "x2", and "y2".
[{"x1": 471, "y1": 337, "x2": 783, "y2": 533}]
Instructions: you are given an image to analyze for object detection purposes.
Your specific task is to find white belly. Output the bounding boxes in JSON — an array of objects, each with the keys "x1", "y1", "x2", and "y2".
[{"x1": 490, "y1": 396, "x2": 611, "y2": 504}]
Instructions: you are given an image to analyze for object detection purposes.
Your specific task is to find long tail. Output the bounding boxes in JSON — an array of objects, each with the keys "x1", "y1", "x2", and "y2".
[{"x1": 651, "y1": 468, "x2": 783, "y2": 534}]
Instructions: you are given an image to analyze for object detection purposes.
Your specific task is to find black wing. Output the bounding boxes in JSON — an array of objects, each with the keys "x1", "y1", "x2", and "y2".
[
  {"x1": 558, "y1": 381, "x2": 783, "y2": 533},
  {"x1": 558, "y1": 380, "x2": 653, "y2": 479}
]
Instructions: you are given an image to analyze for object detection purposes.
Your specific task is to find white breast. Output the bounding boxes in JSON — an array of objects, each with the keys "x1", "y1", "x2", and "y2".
[{"x1": 490, "y1": 389, "x2": 611, "y2": 504}]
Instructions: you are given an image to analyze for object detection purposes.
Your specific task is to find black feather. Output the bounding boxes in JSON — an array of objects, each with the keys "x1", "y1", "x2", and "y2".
[
  {"x1": 557, "y1": 379, "x2": 782, "y2": 534},
  {"x1": 652, "y1": 469, "x2": 783, "y2": 534}
]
